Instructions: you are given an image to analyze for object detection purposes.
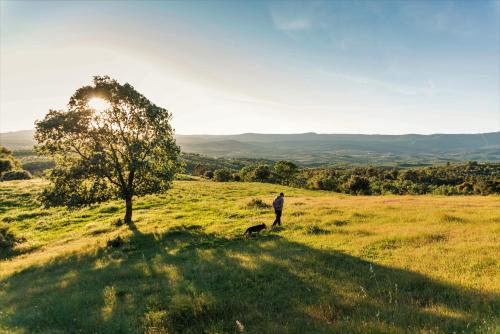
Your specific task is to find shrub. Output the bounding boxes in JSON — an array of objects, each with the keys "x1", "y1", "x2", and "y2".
[
  {"x1": 458, "y1": 182, "x2": 474, "y2": 194},
  {"x1": 240, "y1": 164, "x2": 272, "y2": 182},
  {"x1": 309, "y1": 170, "x2": 339, "y2": 191},
  {"x1": 253, "y1": 165, "x2": 272, "y2": 182},
  {"x1": 0, "y1": 146, "x2": 21, "y2": 171},
  {"x1": 214, "y1": 168, "x2": 232, "y2": 182},
  {"x1": 240, "y1": 165, "x2": 257, "y2": 181},
  {"x1": 368, "y1": 180, "x2": 383, "y2": 195},
  {"x1": 1, "y1": 170, "x2": 32, "y2": 181},
  {"x1": 0, "y1": 224, "x2": 21, "y2": 249},
  {"x1": 289, "y1": 174, "x2": 308, "y2": 188},
  {"x1": 305, "y1": 225, "x2": 330, "y2": 235},
  {"x1": 473, "y1": 180, "x2": 498, "y2": 195},
  {"x1": 0, "y1": 159, "x2": 14, "y2": 174},
  {"x1": 381, "y1": 182, "x2": 400, "y2": 195},
  {"x1": 246, "y1": 198, "x2": 271, "y2": 209},
  {"x1": 193, "y1": 163, "x2": 206, "y2": 176},
  {"x1": 0, "y1": 146, "x2": 12, "y2": 157},
  {"x1": 344, "y1": 175, "x2": 370, "y2": 195}
]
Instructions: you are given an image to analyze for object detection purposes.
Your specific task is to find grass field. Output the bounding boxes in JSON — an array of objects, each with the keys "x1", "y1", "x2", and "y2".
[{"x1": 0, "y1": 179, "x2": 499, "y2": 333}]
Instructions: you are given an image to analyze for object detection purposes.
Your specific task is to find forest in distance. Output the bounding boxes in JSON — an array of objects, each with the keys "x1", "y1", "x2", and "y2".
[{"x1": 1, "y1": 146, "x2": 499, "y2": 196}]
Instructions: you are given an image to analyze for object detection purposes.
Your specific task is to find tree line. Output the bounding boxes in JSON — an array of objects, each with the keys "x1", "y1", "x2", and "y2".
[{"x1": 200, "y1": 161, "x2": 500, "y2": 195}]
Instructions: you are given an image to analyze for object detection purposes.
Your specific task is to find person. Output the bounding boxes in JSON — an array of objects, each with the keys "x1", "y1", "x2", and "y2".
[{"x1": 272, "y1": 192, "x2": 284, "y2": 227}]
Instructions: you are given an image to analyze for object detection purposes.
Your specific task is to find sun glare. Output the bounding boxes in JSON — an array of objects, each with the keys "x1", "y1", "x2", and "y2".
[{"x1": 88, "y1": 97, "x2": 110, "y2": 112}]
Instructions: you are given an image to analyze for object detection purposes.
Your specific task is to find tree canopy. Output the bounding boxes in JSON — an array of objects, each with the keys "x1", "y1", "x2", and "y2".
[
  {"x1": 274, "y1": 160, "x2": 298, "y2": 185},
  {"x1": 35, "y1": 76, "x2": 180, "y2": 224}
]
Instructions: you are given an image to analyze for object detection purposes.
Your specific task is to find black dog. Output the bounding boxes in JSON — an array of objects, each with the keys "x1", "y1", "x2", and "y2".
[{"x1": 244, "y1": 223, "x2": 266, "y2": 237}]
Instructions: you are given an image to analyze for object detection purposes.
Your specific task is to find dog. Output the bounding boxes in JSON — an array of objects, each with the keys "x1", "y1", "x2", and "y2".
[{"x1": 243, "y1": 223, "x2": 266, "y2": 237}]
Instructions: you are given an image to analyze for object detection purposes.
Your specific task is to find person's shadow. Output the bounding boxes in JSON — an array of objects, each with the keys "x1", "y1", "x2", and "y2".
[{"x1": 1, "y1": 225, "x2": 497, "y2": 333}]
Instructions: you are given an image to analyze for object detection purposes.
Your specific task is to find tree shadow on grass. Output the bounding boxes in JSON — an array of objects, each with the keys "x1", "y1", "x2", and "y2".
[
  {"x1": 0, "y1": 226, "x2": 497, "y2": 333},
  {"x1": 0, "y1": 244, "x2": 41, "y2": 260}
]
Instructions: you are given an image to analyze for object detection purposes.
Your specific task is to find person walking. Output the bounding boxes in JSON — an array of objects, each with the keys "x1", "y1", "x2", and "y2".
[{"x1": 272, "y1": 192, "x2": 284, "y2": 227}]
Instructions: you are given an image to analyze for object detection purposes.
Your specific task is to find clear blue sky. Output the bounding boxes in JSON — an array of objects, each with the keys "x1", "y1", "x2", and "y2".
[{"x1": 1, "y1": 0, "x2": 499, "y2": 134}]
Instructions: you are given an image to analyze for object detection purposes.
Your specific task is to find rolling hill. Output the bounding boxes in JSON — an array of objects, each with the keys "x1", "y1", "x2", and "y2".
[{"x1": 1, "y1": 130, "x2": 499, "y2": 166}]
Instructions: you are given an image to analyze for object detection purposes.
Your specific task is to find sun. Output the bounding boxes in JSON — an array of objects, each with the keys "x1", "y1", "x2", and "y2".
[{"x1": 87, "y1": 97, "x2": 110, "y2": 112}]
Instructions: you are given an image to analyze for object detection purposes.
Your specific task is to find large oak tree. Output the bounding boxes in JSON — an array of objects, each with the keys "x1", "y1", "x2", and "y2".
[{"x1": 35, "y1": 76, "x2": 180, "y2": 225}]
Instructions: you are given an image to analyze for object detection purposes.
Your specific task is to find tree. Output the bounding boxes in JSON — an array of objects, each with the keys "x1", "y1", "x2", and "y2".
[
  {"x1": 0, "y1": 145, "x2": 28, "y2": 179},
  {"x1": 214, "y1": 168, "x2": 232, "y2": 182},
  {"x1": 35, "y1": 76, "x2": 180, "y2": 225},
  {"x1": 274, "y1": 160, "x2": 298, "y2": 185},
  {"x1": 253, "y1": 164, "x2": 271, "y2": 182},
  {"x1": 240, "y1": 165, "x2": 257, "y2": 181},
  {"x1": 193, "y1": 163, "x2": 207, "y2": 176},
  {"x1": 0, "y1": 146, "x2": 19, "y2": 173},
  {"x1": 310, "y1": 170, "x2": 339, "y2": 191},
  {"x1": 203, "y1": 170, "x2": 214, "y2": 179},
  {"x1": 344, "y1": 175, "x2": 371, "y2": 195},
  {"x1": 0, "y1": 146, "x2": 12, "y2": 158},
  {"x1": 0, "y1": 159, "x2": 13, "y2": 174}
]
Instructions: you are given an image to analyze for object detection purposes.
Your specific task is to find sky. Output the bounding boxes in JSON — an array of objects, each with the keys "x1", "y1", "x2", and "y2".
[{"x1": 0, "y1": 0, "x2": 499, "y2": 135}]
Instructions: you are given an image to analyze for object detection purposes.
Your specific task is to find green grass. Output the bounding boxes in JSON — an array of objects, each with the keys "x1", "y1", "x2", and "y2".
[{"x1": 0, "y1": 179, "x2": 499, "y2": 333}]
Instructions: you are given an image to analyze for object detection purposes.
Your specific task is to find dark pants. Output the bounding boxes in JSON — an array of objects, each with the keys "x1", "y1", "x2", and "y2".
[{"x1": 273, "y1": 209, "x2": 282, "y2": 226}]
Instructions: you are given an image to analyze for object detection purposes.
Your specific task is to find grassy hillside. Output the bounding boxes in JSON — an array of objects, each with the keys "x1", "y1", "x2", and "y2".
[{"x1": 0, "y1": 179, "x2": 499, "y2": 333}]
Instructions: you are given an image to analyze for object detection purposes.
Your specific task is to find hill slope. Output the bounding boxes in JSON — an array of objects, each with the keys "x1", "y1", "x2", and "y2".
[
  {"x1": 0, "y1": 179, "x2": 498, "y2": 333},
  {"x1": 2, "y1": 130, "x2": 499, "y2": 165}
]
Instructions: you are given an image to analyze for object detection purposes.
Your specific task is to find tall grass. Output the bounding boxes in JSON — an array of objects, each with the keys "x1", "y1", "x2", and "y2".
[{"x1": 0, "y1": 179, "x2": 498, "y2": 333}]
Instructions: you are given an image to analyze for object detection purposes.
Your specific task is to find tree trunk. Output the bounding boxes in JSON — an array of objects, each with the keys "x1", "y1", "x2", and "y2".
[{"x1": 124, "y1": 196, "x2": 133, "y2": 225}]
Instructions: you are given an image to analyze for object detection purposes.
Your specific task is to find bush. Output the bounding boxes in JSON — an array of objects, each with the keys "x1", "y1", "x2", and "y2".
[
  {"x1": 1, "y1": 170, "x2": 32, "y2": 181},
  {"x1": 381, "y1": 182, "x2": 400, "y2": 195},
  {"x1": 193, "y1": 163, "x2": 206, "y2": 176},
  {"x1": 203, "y1": 170, "x2": 214, "y2": 179},
  {"x1": 473, "y1": 180, "x2": 498, "y2": 195},
  {"x1": 254, "y1": 165, "x2": 272, "y2": 182},
  {"x1": 239, "y1": 165, "x2": 256, "y2": 181},
  {"x1": 0, "y1": 146, "x2": 12, "y2": 157},
  {"x1": 0, "y1": 225, "x2": 21, "y2": 249},
  {"x1": 309, "y1": 170, "x2": 339, "y2": 191},
  {"x1": 344, "y1": 175, "x2": 370, "y2": 195},
  {"x1": 239, "y1": 164, "x2": 273, "y2": 182},
  {"x1": 305, "y1": 225, "x2": 330, "y2": 235},
  {"x1": 213, "y1": 168, "x2": 232, "y2": 182},
  {"x1": 246, "y1": 198, "x2": 271, "y2": 209},
  {"x1": 458, "y1": 182, "x2": 474, "y2": 194},
  {"x1": 0, "y1": 146, "x2": 21, "y2": 172},
  {"x1": 0, "y1": 159, "x2": 14, "y2": 174}
]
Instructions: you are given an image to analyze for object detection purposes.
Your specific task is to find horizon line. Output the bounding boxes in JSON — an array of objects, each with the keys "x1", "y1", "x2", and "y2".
[{"x1": 1, "y1": 129, "x2": 499, "y2": 137}]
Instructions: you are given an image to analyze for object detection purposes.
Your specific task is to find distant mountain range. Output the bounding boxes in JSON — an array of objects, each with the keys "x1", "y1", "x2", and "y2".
[{"x1": 1, "y1": 130, "x2": 499, "y2": 166}]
